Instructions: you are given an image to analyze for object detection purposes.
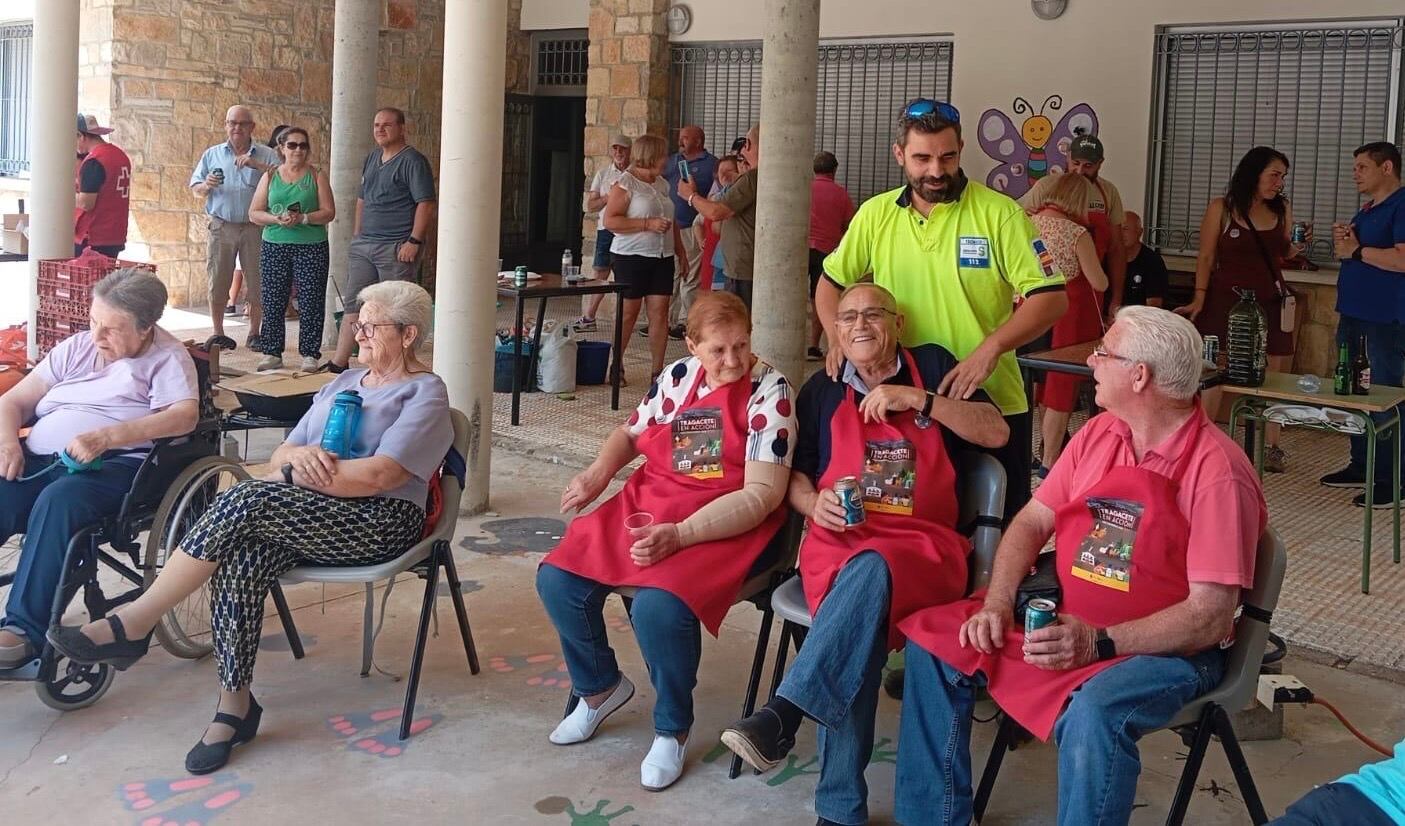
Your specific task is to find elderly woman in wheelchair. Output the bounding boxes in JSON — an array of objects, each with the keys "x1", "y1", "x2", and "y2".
[
  {"x1": 0, "y1": 269, "x2": 199, "y2": 671},
  {"x1": 49, "y1": 280, "x2": 452, "y2": 775}
]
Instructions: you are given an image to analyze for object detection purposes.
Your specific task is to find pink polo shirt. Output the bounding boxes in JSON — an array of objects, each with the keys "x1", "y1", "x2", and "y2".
[{"x1": 1035, "y1": 404, "x2": 1265, "y2": 588}]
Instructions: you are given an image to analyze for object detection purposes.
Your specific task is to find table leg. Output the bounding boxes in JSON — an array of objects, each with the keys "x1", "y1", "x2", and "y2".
[
  {"x1": 610, "y1": 291, "x2": 624, "y2": 410},
  {"x1": 1393, "y1": 415, "x2": 1401, "y2": 565},
  {"x1": 1363, "y1": 416, "x2": 1376, "y2": 594},
  {"x1": 511, "y1": 294, "x2": 525, "y2": 426}
]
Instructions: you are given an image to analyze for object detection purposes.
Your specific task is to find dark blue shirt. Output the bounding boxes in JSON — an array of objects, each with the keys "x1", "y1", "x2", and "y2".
[
  {"x1": 1337, "y1": 186, "x2": 1405, "y2": 324},
  {"x1": 662, "y1": 151, "x2": 718, "y2": 227},
  {"x1": 792, "y1": 344, "x2": 994, "y2": 482}
]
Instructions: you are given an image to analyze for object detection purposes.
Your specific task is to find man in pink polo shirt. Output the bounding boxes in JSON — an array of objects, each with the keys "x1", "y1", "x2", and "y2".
[
  {"x1": 893, "y1": 305, "x2": 1266, "y2": 825},
  {"x1": 807, "y1": 152, "x2": 855, "y2": 361}
]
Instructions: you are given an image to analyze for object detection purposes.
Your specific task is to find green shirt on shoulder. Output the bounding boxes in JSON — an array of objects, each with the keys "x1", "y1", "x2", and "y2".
[{"x1": 262, "y1": 169, "x2": 327, "y2": 245}]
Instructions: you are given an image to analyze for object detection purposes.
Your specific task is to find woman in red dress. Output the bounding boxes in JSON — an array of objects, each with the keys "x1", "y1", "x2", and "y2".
[{"x1": 536, "y1": 291, "x2": 796, "y2": 791}]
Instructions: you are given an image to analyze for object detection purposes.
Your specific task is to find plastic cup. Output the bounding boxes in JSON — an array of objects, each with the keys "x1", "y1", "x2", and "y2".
[{"x1": 624, "y1": 512, "x2": 654, "y2": 535}]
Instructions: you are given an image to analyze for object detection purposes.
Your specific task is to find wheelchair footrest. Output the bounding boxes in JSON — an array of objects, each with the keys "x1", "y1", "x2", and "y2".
[{"x1": 0, "y1": 658, "x2": 42, "y2": 681}]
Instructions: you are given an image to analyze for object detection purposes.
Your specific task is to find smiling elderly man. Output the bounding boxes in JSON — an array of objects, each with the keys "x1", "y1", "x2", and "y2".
[
  {"x1": 894, "y1": 305, "x2": 1266, "y2": 826},
  {"x1": 721, "y1": 283, "x2": 1008, "y2": 826}
]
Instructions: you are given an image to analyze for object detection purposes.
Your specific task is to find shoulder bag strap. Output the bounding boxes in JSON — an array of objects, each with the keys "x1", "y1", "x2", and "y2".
[{"x1": 1243, "y1": 212, "x2": 1290, "y2": 300}]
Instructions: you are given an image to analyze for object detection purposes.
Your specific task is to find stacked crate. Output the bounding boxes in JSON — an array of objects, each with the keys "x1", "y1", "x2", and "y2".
[{"x1": 36, "y1": 255, "x2": 157, "y2": 356}]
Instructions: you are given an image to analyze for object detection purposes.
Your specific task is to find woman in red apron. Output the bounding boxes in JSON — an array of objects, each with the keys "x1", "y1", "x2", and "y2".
[
  {"x1": 536, "y1": 291, "x2": 794, "y2": 792},
  {"x1": 720, "y1": 283, "x2": 1011, "y2": 825}
]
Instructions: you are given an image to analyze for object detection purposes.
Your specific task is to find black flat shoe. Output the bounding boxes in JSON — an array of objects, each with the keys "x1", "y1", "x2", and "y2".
[
  {"x1": 720, "y1": 708, "x2": 795, "y2": 774},
  {"x1": 186, "y1": 696, "x2": 263, "y2": 775},
  {"x1": 46, "y1": 614, "x2": 153, "y2": 671}
]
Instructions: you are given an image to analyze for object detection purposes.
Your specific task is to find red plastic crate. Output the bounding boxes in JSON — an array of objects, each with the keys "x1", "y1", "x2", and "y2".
[
  {"x1": 36, "y1": 310, "x2": 87, "y2": 359},
  {"x1": 39, "y1": 295, "x2": 90, "y2": 320}
]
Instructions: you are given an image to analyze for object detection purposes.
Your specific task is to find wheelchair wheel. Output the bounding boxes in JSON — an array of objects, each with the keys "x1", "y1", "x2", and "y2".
[
  {"x1": 144, "y1": 455, "x2": 250, "y2": 660},
  {"x1": 35, "y1": 652, "x2": 115, "y2": 711}
]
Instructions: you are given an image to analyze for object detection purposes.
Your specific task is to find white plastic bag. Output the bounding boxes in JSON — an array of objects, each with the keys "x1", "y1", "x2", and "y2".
[{"x1": 537, "y1": 321, "x2": 578, "y2": 393}]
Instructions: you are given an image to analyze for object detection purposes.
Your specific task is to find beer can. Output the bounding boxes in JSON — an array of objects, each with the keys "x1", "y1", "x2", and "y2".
[
  {"x1": 1025, "y1": 598, "x2": 1058, "y2": 634},
  {"x1": 1291, "y1": 221, "x2": 1309, "y2": 245},
  {"x1": 211, "y1": 168, "x2": 224, "y2": 184},
  {"x1": 513, "y1": 265, "x2": 528, "y2": 288},
  {"x1": 1202, "y1": 335, "x2": 1220, "y2": 367},
  {"x1": 833, "y1": 476, "x2": 866, "y2": 526}
]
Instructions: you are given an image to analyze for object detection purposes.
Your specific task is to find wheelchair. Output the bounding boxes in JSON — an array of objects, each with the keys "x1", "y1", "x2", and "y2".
[{"x1": 0, "y1": 338, "x2": 248, "y2": 709}]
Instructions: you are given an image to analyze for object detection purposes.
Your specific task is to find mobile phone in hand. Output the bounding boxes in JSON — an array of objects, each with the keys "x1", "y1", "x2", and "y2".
[{"x1": 678, "y1": 158, "x2": 690, "y2": 183}]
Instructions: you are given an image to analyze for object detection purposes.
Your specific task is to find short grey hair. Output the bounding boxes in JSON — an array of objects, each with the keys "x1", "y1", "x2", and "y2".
[
  {"x1": 1113, "y1": 305, "x2": 1203, "y2": 400},
  {"x1": 357, "y1": 280, "x2": 433, "y2": 349},
  {"x1": 93, "y1": 268, "x2": 167, "y2": 330}
]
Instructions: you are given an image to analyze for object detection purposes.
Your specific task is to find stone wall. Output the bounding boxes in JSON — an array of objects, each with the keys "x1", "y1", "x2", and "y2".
[
  {"x1": 1295, "y1": 281, "x2": 1340, "y2": 377},
  {"x1": 86, "y1": 0, "x2": 446, "y2": 306}
]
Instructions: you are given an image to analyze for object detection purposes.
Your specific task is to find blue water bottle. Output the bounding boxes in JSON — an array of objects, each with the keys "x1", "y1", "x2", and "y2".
[{"x1": 320, "y1": 390, "x2": 363, "y2": 458}]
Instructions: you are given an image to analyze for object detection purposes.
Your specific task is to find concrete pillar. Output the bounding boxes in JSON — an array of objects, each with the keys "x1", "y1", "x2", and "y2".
[
  {"x1": 26, "y1": 0, "x2": 82, "y2": 359},
  {"x1": 751, "y1": 0, "x2": 820, "y2": 385},
  {"x1": 324, "y1": 0, "x2": 381, "y2": 348},
  {"x1": 437, "y1": 0, "x2": 507, "y2": 512}
]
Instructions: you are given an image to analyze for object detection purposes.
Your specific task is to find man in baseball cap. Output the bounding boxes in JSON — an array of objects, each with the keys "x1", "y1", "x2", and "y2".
[
  {"x1": 575, "y1": 134, "x2": 634, "y2": 331},
  {"x1": 74, "y1": 114, "x2": 131, "y2": 257}
]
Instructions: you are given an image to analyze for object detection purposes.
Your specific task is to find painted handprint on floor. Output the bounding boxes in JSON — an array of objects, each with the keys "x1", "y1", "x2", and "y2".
[
  {"x1": 766, "y1": 753, "x2": 821, "y2": 787},
  {"x1": 118, "y1": 772, "x2": 250, "y2": 826},
  {"x1": 487, "y1": 652, "x2": 572, "y2": 689},
  {"x1": 326, "y1": 707, "x2": 442, "y2": 758},
  {"x1": 534, "y1": 796, "x2": 637, "y2": 825},
  {"x1": 871, "y1": 736, "x2": 897, "y2": 765}
]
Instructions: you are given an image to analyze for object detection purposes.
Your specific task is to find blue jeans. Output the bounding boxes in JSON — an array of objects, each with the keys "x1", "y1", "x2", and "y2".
[
  {"x1": 535, "y1": 563, "x2": 701, "y2": 736},
  {"x1": 1337, "y1": 315, "x2": 1405, "y2": 482},
  {"x1": 777, "y1": 552, "x2": 892, "y2": 825},
  {"x1": 1268, "y1": 783, "x2": 1396, "y2": 826},
  {"x1": 0, "y1": 451, "x2": 139, "y2": 642},
  {"x1": 894, "y1": 641, "x2": 1225, "y2": 825}
]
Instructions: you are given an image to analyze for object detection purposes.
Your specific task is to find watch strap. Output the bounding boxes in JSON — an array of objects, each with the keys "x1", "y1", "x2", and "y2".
[
  {"x1": 1095, "y1": 628, "x2": 1117, "y2": 661},
  {"x1": 1352, "y1": 245, "x2": 1364, "y2": 261},
  {"x1": 281, "y1": 463, "x2": 294, "y2": 485},
  {"x1": 407, "y1": 236, "x2": 423, "y2": 245},
  {"x1": 920, "y1": 390, "x2": 936, "y2": 418}
]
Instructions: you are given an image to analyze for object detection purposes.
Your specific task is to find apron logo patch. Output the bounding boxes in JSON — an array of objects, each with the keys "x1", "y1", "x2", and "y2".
[
  {"x1": 672, "y1": 408, "x2": 724, "y2": 479},
  {"x1": 1032, "y1": 238, "x2": 1058, "y2": 278},
  {"x1": 958, "y1": 236, "x2": 991, "y2": 268},
  {"x1": 1070, "y1": 497, "x2": 1143, "y2": 592},
  {"x1": 862, "y1": 439, "x2": 917, "y2": 515}
]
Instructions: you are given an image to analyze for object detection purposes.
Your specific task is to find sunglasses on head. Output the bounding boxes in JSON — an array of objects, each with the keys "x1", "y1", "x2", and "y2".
[
  {"x1": 282, "y1": 141, "x2": 308, "y2": 150},
  {"x1": 901, "y1": 99, "x2": 961, "y2": 124}
]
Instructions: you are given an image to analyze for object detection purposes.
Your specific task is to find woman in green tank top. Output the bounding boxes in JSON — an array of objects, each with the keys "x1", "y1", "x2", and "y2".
[{"x1": 249, "y1": 127, "x2": 337, "y2": 372}]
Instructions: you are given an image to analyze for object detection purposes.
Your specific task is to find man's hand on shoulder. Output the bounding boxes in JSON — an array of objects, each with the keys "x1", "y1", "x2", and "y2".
[{"x1": 937, "y1": 340, "x2": 1001, "y2": 401}]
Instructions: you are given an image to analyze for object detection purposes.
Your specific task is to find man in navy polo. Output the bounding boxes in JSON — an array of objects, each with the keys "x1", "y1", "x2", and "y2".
[
  {"x1": 662, "y1": 125, "x2": 718, "y2": 337},
  {"x1": 1324, "y1": 141, "x2": 1405, "y2": 507}
]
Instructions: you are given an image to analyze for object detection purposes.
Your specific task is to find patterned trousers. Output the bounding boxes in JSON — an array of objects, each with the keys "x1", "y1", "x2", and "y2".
[
  {"x1": 180, "y1": 481, "x2": 424, "y2": 690},
  {"x1": 258, "y1": 240, "x2": 329, "y2": 359}
]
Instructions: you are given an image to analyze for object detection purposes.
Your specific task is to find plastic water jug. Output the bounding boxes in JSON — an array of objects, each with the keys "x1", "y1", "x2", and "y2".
[
  {"x1": 1225, "y1": 289, "x2": 1267, "y2": 387},
  {"x1": 320, "y1": 390, "x2": 363, "y2": 458}
]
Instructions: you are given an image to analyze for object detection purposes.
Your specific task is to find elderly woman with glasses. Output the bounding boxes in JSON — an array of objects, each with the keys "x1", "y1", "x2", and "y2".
[
  {"x1": 248, "y1": 126, "x2": 336, "y2": 373},
  {"x1": 0, "y1": 269, "x2": 199, "y2": 670},
  {"x1": 49, "y1": 281, "x2": 452, "y2": 775}
]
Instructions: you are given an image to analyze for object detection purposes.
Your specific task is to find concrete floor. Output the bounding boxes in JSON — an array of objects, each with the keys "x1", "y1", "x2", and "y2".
[{"x1": 3, "y1": 450, "x2": 1404, "y2": 825}]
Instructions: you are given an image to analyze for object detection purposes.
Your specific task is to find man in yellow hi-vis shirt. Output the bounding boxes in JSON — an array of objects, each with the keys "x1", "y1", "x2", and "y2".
[{"x1": 816, "y1": 100, "x2": 1067, "y2": 519}]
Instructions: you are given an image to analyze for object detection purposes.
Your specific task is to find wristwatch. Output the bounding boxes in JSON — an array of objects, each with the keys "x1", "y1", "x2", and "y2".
[
  {"x1": 281, "y1": 463, "x2": 294, "y2": 485},
  {"x1": 1094, "y1": 628, "x2": 1117, "y2": 661},
  {"x1": 920, "y1": 390, "x2": 936, "y2": 418},
  {"x1": 1351, "y1": 246, "x2": 1364, "y2": 261},
  {"x1": 406, "y1": 236, "x2": 423, "y2": 245}
]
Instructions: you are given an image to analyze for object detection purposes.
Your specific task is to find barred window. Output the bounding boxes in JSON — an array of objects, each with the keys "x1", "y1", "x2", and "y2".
[
  {"x1": 1148, "y1": 20, "x2": 1405, "y2": 262},
  {"x1": 671, "y1": 37, "x2": 954, "y2": 203},
  {"x1": 534, "y1": 34, "x2": 588, "y2": 93},
  {"x1": 1, "y1": 23, "x2": 32, "y2": 177}
]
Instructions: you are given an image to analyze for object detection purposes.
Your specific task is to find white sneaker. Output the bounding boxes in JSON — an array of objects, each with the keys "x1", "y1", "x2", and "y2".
[
  {"x1": 299, "y1": 356, "x2": 319, "y2": 373},
  {"x1": 255, "y1": 355, "x2": 283, "y2": 371},
  {"x1": 549, "y1": 674, "x2": 634, "y2": 745},
  {"x1": 640, "y1": 733, "x2": 687, "y2": 791}
]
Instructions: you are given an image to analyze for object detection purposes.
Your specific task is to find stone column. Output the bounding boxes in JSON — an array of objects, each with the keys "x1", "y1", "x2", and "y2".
[
  {"x1": 437, "y1": 0, "x2": 507, "y2": 512},
  {"x1": 26, "y1": 1, "x2": 82, "y2": 359},
  {"x1": 752, "y1": 0, "x2": 820, "y2": 385},
  {"x1": 324, "y1": 0, "x2": 382, "y2": 348}
]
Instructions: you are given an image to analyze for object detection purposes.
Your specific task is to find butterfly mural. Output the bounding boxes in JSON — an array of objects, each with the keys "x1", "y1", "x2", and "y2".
[{"x1": 978, "y1": 95, "x2": 1099, "y2": 198}]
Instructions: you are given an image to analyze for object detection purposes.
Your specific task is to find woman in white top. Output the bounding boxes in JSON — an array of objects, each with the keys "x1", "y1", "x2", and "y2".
[{"x1": 603, "y1": 134, "x2": 686, "y2": 382}]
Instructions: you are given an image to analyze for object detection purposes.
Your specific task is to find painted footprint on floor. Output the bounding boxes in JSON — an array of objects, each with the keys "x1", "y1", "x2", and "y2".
[
  {"x1": 326, "y1": 708, "x2": 442, "y2": 758},
  {"x1": 487, "y1": 652, "x2": 572, "y2": 689},
  {"x1": 118, "y1": 773, "x2": 250, "y2": 825},
  {"x1": 534, "y1": 796, "x2": 638, "y2": 825}
]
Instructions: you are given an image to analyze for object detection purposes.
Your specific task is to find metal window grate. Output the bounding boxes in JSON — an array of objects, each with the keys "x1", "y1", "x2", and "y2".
[
  {"x1": 671, "y1": 37, "x2": 954, "y2": 202},
  {"x1": 536, "y1": 37, "x2": 589, "y2": 91},
  {"x1": 0, "y1": 23, "x2": 32, "y2": 177},
  {"x1": 501, "y1": 96, "x2": 534, "y2": 251},
  {"x1": 1148, "y1": 21, "x2": 1405, "y2": 261}
]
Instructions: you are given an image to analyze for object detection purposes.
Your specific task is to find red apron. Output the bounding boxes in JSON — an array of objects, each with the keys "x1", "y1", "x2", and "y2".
[
  {"x1": 1035, "y1": 207, "x2": 1105, "y2": 413},
  {"x1": 900, "y1": 413, "x2": 1204, "y2": 740},
  {"x1": 1087, "y1": 179, "x2": 1114, "y2": 263},
  {"x1": 801, "y1": 350, "x2": 970, "y2": 650},
  {"x1": 543, "y1": 365, "x2": 785, "y2": 634}
]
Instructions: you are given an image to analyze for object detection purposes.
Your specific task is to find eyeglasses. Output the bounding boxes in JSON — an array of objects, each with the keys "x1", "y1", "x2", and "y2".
[
  {"x1": 350, "y1": 321, "x2": 402, "y2": 338},
  {"x1": 901, "y1": 99, "x2": 961, "y2": 124},
  {"x1": 225, "y1": 120, "x2": 253, "y2": 127},
  {"x1": 835, "y1": 307, "x2": 897, "y2": 327},
  {"x1": 1091, "y1": 343, "x2": 1135, "y2": 364},
  {"x1": 282, "y1": 141, "x2": 308, "y2": 150}
]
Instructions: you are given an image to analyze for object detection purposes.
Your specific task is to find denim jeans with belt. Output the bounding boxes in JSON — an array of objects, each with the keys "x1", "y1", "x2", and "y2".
[
  {"x1": 776, "y1": 551, "x2": 892, "y2": 825},
  {"x1": 1, "y1": 451, "x2": 140, "y2": 643},
  {"x1": 535, "y1": 562, "x2": 701, "y2": 736},
  {"x1": 894, "y1": 641, "x2": 1225, "y2": 825},
  {"x1": 1336, "y1": 315, "x2": 1405, "y2": 482}
]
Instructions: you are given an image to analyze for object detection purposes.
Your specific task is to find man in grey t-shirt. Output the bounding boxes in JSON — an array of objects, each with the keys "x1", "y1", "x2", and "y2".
[{"x1": 328, "y1": 107, "x2": 437, "y2": 370}]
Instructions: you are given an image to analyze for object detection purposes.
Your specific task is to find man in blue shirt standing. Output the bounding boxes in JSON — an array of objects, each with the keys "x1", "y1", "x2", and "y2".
[
  {"x1": 661, "y1": 125, "x2": 717, "y2": 338},
  {"x1": 191, "y1": 105, "x2": 281, "y2": 346},
  {"x1": 1324, "y1": 141, "x2": 1405, "y2": 506}
]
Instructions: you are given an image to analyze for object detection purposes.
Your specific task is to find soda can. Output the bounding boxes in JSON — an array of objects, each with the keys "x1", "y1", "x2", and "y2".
[
  {"x1": 513, "y1": 265, "x2": 528, "y2": 289},
  {"x1": 833, "y1": 476, "x2": 866, "y2": 526},
  {"x1": 1202, "y1": 334, "x2": 1220, "y2": 366},
  {"x1": 1291, "y1": 221, "x2": 1309, "y2": 245},
  {"x1": 1025, "y1": 598, "x2": 1058, "y2": 634}
]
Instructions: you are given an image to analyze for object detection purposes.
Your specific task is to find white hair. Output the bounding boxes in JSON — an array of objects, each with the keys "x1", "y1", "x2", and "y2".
[
  {"x1": 357, "y1": 280, "x2": 433, "y2": 351},
  {"x1": 1113, "y1": 305, "x2": 1203, "y2": 400}
]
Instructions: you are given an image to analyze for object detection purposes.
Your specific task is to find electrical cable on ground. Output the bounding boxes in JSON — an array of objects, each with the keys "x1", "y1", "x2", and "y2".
[{"x1": 1312, "y1": 697, "x2": 1392, "y2": 757}]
